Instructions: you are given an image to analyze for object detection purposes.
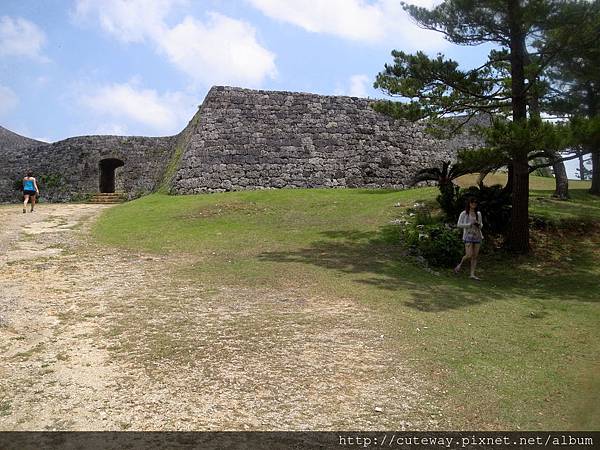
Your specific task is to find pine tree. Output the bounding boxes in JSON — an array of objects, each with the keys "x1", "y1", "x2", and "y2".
[
  {"x1": 374, "y1": 0, "x2": 585, "y2": 253},
  {"x1": 542, "y1": 0, "x2": 600, "y2": 195},
  {"x1": 575, "y1": 157, "x2": 592, "y2": 181}
]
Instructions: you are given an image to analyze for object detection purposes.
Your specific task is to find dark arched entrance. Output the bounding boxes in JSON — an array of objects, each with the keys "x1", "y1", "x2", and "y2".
[{"x1": 99, "y1": 158, "x2": 124, "y2": 193}]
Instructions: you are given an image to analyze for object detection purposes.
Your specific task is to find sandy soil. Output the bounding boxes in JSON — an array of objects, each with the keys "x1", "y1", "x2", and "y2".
[{"x1": 0, "y1": 203, "x2": 446, "y2": 430}]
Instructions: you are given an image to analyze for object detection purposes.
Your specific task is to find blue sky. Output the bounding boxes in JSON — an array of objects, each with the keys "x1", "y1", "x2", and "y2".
[{"x1": 0, "y1": 1, "x2": 583, "y2": 176}]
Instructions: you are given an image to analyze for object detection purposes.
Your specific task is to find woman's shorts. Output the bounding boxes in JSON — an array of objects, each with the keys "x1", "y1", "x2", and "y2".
[
  {"x1": 23, "y1": 190, "x2": 36, "y2": 197},
  {"x1": 464, "y1": 239, "x2": 481, "y2": 244}
]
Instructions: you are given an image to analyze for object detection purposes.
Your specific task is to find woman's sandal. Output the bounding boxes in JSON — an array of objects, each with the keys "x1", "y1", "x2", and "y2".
[
  {"x1": 454, "y1": 265, "x2": 461, "y2": 274},
  {"x1": 469, "y1": 275, "x2": 481, "y2": 281}
]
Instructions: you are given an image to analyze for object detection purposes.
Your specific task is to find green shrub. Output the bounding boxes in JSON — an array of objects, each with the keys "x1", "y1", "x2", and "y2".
[
  {"x1": 406, "y1": 201, "x2": 438, "y2": 225},
  {"x1": 418, "y1": 224, "x2": 464, "y2": 267},
  {"x1": 38, "y1": 173, "x2": 65, "y2": 190},
  {"x1": 438, "y1": 184, "x2": 512, "y2": 234},
  {"x1": 459, "y1": 185, "x2": 512, "y2": 234},
  {"x1": 392, "y1": 212, "x2": 464, "y2": 268},
  {"x1": 437, "y1": 183, "x2": 460, "y2": 221}
]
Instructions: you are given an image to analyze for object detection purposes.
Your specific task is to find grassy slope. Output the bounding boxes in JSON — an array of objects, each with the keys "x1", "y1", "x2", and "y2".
[
  {"x1": 455, "y1": 172, "x2": 593, "y2": 190},
  {"x1": 93, "y1": 176, "x2": 600, "y2": 430}
]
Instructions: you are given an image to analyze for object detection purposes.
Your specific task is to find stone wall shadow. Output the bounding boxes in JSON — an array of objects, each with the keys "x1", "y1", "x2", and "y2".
[{"x1": 258, "y1": 228, "x2": 600, "y2": 312}]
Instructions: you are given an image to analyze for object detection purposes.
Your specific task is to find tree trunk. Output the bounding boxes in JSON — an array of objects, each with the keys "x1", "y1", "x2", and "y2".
[
  {"x1": 552, "y1": 153, "x2": 570, "y2": 199},
  {"x1": 508, "y1": 158, "x2": 530, "y2": 253},
  {"x1": 503, "y1": 164, "x2": 513, "y2": 193},
  {"x1": 524, "y1": 46, "x2": 567, "y2": 198},
  {"x1": 579, "y1": 154, "x2": 586, "y2": 180},
  {"x1": 591, "y1": 149, "x2": 600, "y2": 195},
  {"x1": 587, "y1": 86, "x2": 599, "y2": 194},
  {"x1": 507, "y1": 0, "x2": 530, "y2": 253}
]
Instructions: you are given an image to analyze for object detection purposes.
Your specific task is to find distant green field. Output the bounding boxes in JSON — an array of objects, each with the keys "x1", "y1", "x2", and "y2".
[
  {"x1": 455, "y1": 172, "x2": 592, "y2": 190},
  {"x1": 93, "y1": 176, "x2": 599, "y2": 430},
  {"x1": 456, "y1": 173, "x2": 600, "y2": 220}
]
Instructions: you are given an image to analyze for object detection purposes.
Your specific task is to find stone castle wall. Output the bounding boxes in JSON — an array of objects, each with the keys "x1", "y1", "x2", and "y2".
[
  {"x1": 0, "y1": 135, "x2": 175, "y2": 202},
  {"x1": 171, "y1": 86, "x2": 472, "y2": 194},
  {"x1": 1, "y1": 86, "x2": 482, "y2": 202}
]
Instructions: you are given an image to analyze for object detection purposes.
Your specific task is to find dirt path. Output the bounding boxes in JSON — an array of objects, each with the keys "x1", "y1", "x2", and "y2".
[{"x1": 0, "y1": 203, "x2": 446, "y2": 430}]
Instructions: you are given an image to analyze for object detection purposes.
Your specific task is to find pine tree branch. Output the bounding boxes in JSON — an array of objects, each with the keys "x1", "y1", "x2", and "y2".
[{"x1": 527, "y1": 150, "x2": 591, "y2": 173}]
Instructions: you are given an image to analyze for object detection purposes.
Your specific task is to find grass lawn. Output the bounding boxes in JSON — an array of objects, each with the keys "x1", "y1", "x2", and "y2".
[{"x1": 93, "y1": 175, "x2": 600, "y2": 430}]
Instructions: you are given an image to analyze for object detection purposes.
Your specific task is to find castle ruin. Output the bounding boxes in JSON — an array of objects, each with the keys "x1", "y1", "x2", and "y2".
[{"x1": 0, "y1": 86, "x2": 475, "y2": 202}]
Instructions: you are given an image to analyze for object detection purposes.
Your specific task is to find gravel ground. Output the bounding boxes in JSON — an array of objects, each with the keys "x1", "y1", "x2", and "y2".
[{"x1": 0, "y1": 203, "x2": 447, "y2": 430}]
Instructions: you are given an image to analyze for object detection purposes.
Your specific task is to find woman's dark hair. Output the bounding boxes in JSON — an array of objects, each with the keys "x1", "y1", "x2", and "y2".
[
  {"x1": 26, "y1": 170, "x2": 33, "y2": 177},
  {"x1": 465, "y1": 196, "x2": 479, "y2": 213}
]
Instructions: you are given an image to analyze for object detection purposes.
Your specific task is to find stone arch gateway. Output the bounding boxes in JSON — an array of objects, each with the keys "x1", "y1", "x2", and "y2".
[{"x1": 99, "y1": 158, "x2": 125, "y2": 193}]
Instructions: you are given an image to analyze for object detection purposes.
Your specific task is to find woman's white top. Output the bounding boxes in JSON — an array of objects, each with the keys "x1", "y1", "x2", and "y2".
[{"x1": 457, "y1": 210, "x2": 483, "y2": 241}]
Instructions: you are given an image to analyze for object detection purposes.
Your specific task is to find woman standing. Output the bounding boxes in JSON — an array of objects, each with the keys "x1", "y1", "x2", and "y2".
[
  {"x1": 22, "y1": 170, "x2": 39, "y2": 213},
  {"x1": 454, "y1": 197, "x2": 483, "y2": 280}
]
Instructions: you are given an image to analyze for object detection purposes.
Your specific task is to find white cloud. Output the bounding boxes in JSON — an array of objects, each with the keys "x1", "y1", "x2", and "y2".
[
  {"x1": 348, "y1": 74, "x2": 370, "y2": 97},
  {"x1": 72, "y1": 0, "x2": 182, "y2": 43},
  {"x1": 0, "y1": 16, "x2": 48, "y2": 60},
  {"x1": 160, "y1": 13, "x2": 277, "y2": 87},
  {"x1": 35, "y1": 76, "x2": 50, "y2": 87},
  {"x1": 246, "y1": 0, "x2": 444, "y2": 48},
  {"x1": 92, "y1": 123, "x2": 129, "y2": 136},
  {"x1": 73, "y1": 0, "x2": 277, "y2": 87},
  {"x1": 334, "y1": 74, "x2": 372, "y2": 98},
  {"x1": 0, "y1": 85, "x2": 18, "y2": 116},
  {"x1": 80, "y1": 81, "x2": 197, "y2": 135}
]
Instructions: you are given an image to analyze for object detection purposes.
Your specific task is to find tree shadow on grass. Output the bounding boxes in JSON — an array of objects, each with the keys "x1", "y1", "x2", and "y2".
[
  {"x1": 258, "y1": 228, "x2": 600, "y2": 312},
  {"x1": 530, "y1": 190, "x2": 600, "y2": 218}
]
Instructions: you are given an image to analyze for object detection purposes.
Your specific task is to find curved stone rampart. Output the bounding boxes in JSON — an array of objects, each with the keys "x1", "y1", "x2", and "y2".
[{"x1": 171, "y1": 86, "x2": 470, "y2": 193}]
